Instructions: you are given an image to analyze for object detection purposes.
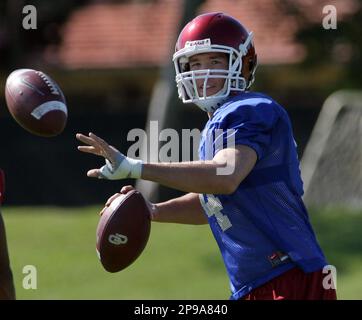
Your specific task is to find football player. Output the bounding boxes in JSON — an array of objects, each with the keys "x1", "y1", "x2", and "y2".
[
  {"x1": 0, "y1": 169, "x2": 15, "y2": 300},
  {"x1": 77, "y1": 13, "x2": 336, "y2": 300}
]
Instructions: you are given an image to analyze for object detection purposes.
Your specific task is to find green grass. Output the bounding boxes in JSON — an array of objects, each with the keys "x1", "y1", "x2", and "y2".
[
  {"x1": 1, "y1": 206, "x2": 361, "y2": 299},
  {"x1": 309, "y1": 207, "x2": 362, "y2": 300},
  {"x1": 2, "y1": 206, "x2": 228, "y2": 300}
]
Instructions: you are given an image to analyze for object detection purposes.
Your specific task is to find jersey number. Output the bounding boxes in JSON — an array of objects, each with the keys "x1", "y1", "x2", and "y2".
[{"x1": 199, "y1": 194, "x2": 232, "y2": 231}]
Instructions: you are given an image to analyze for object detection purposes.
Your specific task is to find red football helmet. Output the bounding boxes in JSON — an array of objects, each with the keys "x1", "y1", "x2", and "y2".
[{"x1": 173, "y1": 12, "x2": 257, "y2": 112}]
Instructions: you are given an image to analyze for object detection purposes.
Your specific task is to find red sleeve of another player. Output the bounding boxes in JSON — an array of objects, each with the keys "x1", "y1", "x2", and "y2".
[{"x1": 0, "y1": 169, "x2": 5, "y2": 205}]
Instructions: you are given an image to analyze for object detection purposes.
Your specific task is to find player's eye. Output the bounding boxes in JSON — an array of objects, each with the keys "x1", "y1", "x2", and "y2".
[
  {"x1": 211, "y1": 59, "x2": 222, "y2": 65},
  {"x1": 190, "y1": 62, "x2": 201, "y2": 69}
]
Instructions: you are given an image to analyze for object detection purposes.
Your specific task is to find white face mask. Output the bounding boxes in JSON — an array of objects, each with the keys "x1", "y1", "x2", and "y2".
[{"x1": 173, "y1": 33, "x2": 254, "y2": 113}]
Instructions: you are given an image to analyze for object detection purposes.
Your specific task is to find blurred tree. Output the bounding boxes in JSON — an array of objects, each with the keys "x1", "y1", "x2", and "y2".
[{"x1": 279, "y1": 0, "x2": 362, "y2": 89}]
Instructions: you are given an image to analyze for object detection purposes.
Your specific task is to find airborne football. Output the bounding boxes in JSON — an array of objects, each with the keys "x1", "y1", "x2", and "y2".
[{"x1": 5, "y1": 68, "x2": 67, "y2": 137}]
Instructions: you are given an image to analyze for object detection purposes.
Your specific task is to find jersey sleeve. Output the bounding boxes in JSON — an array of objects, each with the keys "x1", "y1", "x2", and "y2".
[{"x1": 213, "y1": 101, "x2": 279, "y2": 160}]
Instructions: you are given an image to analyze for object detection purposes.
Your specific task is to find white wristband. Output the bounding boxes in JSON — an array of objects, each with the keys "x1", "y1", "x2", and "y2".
[
  {"x1": 126, "y1": 157, "x2": 143, "y2": 179},
  {"x1": 99, "y1": 154, "x2": 143, "y2": 180}
]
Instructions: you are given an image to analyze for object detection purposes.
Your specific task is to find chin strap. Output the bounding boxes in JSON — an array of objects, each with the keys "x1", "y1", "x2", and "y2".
[{"x1": 194, "y1": 96, "x2": 226, "y2": 112}]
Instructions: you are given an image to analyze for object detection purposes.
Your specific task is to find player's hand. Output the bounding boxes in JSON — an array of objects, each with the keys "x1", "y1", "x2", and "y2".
[
  {"x1": 99, "y1": 185, "x2": 157, "y2": 220},
  {"x1": 76, "y1": 132, "x2": 143, "y2": 180},
  {"x1": 99, "y1": 185, "x2": 134, "y2": 215}
]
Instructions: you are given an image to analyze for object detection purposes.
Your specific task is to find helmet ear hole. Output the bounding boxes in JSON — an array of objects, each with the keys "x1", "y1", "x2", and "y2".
[
  {"x1": 246, "y1": 54, "x2": 257, "y2": 88},
  {"x1": 182, "y1": 63, "x2": 190, "y2": 72},
  {"x1": 249, "y1": 54, "x2": 257, "y2": 71},
  {"x1": 248, "y1": 59, "x2": 254, "y2": 71}
]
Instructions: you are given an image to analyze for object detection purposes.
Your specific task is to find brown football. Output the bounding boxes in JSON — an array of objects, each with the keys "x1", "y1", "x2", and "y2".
[
  {"x1": 4, "y1": 68, "x2": 67, "y2": 137},
  {"x1": 96, "y1": 190, "x2": 151, "y2": 273}
]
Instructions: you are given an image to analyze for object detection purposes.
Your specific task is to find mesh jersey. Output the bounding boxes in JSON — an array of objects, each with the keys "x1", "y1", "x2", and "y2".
[{"x1": 198, "y1": 92, "x2": 327, "y2": 300}]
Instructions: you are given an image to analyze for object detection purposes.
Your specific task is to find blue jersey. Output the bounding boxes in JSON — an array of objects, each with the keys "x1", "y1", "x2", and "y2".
[{"x1": 198, "y1": 92, "x2": 327, "y2": 300}]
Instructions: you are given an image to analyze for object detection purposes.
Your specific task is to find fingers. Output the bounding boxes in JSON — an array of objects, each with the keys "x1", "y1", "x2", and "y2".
[
  {"x1": 105, "y1": 186, "x2": 134, "y2": 207},
  {"x1": 88, "y1": 132, "x2": 108, "y2": 147},
  {"x1": 89, "y1": 134, "x2": 119, "y2": 164},
  {"x1": 77, "y1": 146, "x2": 99, "y2": 155},
  {"x1": 76, "y1": 133, "x2": 94, "y2": 145},
  {"x1": 76, "y1": 132, "x2": 107, "y2": 145},
  {"x1": 89, "y1": 133, "x2": 114, "y2": 156},
  {"x1": 120, "y1": 185, "x2": 135, "y2": 194},
  {"x1": 76, "y1": 133, "x2": 103, "y2": 156},
  {"x1": 99, "y1": 206, "x2": 107, "y2": 216},
  {"x1": 76, "y1": 132, "x2": 108, "y2": 151},
  {"x1": 105, "y1": 193, "x2": 121, "y2": 207},
  {"x1": 146, "y1": 202, "x2": 157, "y2": 221},
  {"x1": 87, "y1": 169, "x2": 102, "y2": 178},
  {"x1": 76, "y1": 132, "x2": 119, "y2": 164},
  {"x1": 99, "y1": 186, "x2": 137, "y2": 217},
  {"x1": 99, "y1": 193, "x2": 121, "y2": 216},
  {"x1": 100, "y1": 186, "x2": 134, "y2": 216}
]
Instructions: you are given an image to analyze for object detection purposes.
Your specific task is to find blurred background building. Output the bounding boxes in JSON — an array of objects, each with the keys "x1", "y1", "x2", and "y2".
[{"x1": 0, "y1": 0, "x2": 360, "y2": 205}]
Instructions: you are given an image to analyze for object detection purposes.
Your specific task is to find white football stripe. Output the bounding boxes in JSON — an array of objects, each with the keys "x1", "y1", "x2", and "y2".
[{"x1": 31, "y1": 101, "x2": 67, "y2": 120}]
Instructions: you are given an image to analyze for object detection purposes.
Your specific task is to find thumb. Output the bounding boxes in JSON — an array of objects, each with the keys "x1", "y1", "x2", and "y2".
[{"x1": 120, "y1": 185, "x2": 135, "y2": 194}]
